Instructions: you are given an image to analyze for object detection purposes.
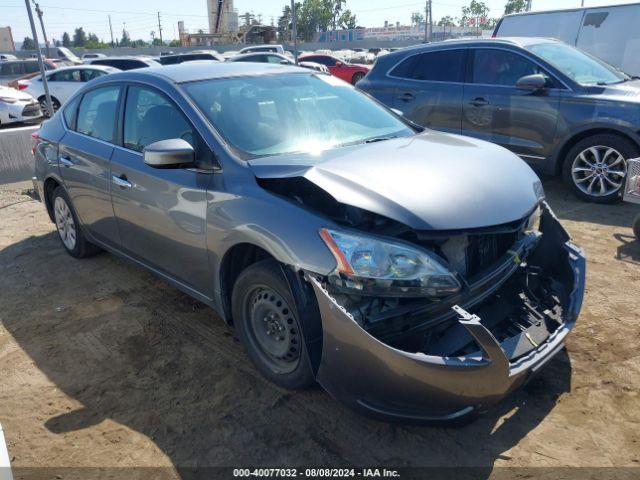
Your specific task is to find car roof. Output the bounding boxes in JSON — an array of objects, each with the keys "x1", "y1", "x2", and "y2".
[
  {"x1": 401, "y1": 36, "x2": 559, "y2": 52},
  {"x1": 100, "y1": 61, "x2": 308, "y2": 84},
  {"x1": 51, "y1": 65, "x2": 115, "y2": 71}
]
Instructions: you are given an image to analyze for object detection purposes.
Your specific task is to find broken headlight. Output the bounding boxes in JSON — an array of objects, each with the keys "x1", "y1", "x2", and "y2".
[{"x1": 319, "y1": 228, "x2": 461, "y2": 297}]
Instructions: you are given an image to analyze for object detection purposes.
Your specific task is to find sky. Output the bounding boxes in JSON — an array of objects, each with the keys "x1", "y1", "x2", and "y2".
[{"x1": 1, "y1": 0, "x2": 638, "y2": 45}]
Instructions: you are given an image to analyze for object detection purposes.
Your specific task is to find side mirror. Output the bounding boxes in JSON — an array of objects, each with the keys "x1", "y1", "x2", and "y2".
[
  {"x1": 516, "y1": 73, "x2": 548, "y2": 91},
  {"x1": 143, "y1": 138, "x2": 194, "y2": 168},
  {"x1": 335, "y1": 61, "x2": 343, "y2": 67},
  {"x1": 280, "y1": 59, "x2": 290, "y2": 65}
]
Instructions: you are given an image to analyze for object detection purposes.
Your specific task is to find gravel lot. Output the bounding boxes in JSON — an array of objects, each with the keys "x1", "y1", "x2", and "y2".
[{"x1": 0, "y1": 178, "x2": 638, "y2": 479}]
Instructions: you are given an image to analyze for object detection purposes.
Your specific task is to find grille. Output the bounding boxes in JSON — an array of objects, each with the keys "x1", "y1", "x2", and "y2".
[
  {"x1": 21, "y1": 104, "x2": 41, "y2": 117},
  {"x1": 465, "y1": 231, "x2": 518, "y2": 278}
]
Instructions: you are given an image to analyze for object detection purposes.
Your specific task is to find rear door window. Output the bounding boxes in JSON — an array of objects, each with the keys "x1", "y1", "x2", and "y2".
[
  {"x1": 49, "y1": 69, "x2": 82, "y2": 82},
  {"x1": 76, "y1": 85, "x2": 121, "y2": 143},
  {"x1": 390, "y1": 49, "x2": 465, "y2": 82}
]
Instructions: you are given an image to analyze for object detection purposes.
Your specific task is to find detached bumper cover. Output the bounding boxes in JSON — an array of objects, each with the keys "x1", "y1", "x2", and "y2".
[{"x1": 308, "y1": 207, "x2": 585, "y2": 422}]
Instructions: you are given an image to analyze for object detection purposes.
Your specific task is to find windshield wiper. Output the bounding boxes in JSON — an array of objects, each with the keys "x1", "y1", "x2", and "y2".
[{"x1": 364, "y1": 135, "x2": 398, "y2": 144}]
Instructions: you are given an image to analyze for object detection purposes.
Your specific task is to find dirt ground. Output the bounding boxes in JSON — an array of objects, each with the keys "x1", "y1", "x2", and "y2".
[{"x1": 0, "y1": 178, "x2": 638, "y2": 479}]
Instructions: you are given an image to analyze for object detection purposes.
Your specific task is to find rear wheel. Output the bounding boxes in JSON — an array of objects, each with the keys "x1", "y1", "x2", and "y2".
[
  {"x1": 232, "y1": 259, "x2": 315, "y2": 389},
  {"x1": 51, "y1": 186, "x2": 101, "y2": 258},
  {"x1": 633, "y1": 214, "x2": 640, "y2": 240},
  {"x1": 351, "y1": 72, "x2": 365, "y2": 85},
  {"x1": 39, "y1": 96, "x2": 60, "y2": 118},
  {"x1": 562, "y1": 133, "x2": 637, "y2": 203}
]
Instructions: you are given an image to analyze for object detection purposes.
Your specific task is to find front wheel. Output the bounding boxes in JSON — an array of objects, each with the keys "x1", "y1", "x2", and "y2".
[
  {"x1": 562, "y1": 133, "x2": 637, "y2": 203},
  {"x1": 232, "y1": 259, "x2": 315, "y2": 389}
]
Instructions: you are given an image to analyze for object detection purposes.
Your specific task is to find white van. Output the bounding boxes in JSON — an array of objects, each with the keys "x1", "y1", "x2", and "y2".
[{"x1": 494, "y1": 3, "x2": 640, "y2": 76}]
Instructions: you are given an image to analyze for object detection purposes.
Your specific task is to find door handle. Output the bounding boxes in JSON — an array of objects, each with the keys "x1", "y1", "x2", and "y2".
[
  {"x1": 59, "y1": 156, "x2": 74, "y2": 167},
  {"x1": 112, "y1": 174, "x2": 132, "y2": 189},
  {"x1": 398, "y1": 92, "x2": 415, "y2": 102},
  {"x1": 469, "y1": 97, "x2": 489, "y2": 107}
]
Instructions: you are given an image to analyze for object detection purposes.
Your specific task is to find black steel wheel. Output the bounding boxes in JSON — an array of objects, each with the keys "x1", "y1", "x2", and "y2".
[
  {"x1": 232, "y1": 259, "x2": 315, "y2": 389},
  {"x1": 352, "y1": 72, "x2": 365, "y2": 85}
]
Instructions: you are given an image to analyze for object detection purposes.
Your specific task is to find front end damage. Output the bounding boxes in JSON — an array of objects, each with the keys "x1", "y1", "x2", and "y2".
[{"x1": 306, "y1": 204, "x2": 585, "y2": 423}]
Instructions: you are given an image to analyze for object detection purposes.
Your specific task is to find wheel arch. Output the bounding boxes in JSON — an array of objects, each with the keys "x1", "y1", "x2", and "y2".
[
  {"x1": 554, "y1": 127, "x2": 640, "y2": 176},
  {"x1": 43, "y1": 175, "x2": 62, "y2": 222}
]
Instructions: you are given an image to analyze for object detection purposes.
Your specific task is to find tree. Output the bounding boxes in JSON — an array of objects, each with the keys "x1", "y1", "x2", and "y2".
[
  {"x1": 73, "y1": 27, "x2": 87, "y2": 47},
  {"x1": 461, "y1": 0, "x2": 493, "y2": 29},
  {"x1": 168, "y1": 39, "x2": 181, "y2": 47},
  {"x1": 120, "y1": 29, "x2": 130, "y2": 47},
  {"x1": 437, "y1": 15, "x2": 456, "y2": 27},
  {"x1": 504, "y1": 0, "x2": 526, "y2": 15},
  {"x1": 338, "y1": 9, "x2": 357, "y2": 29},
  {"x1": 21, "y1": 37, "x2": 36, "y2": 50},
  {"x1": 62, "y1": 32, "x2": 71, "y2": 47},
  {"x1": 411, "y1": 11, "x2": 424, "y2": 27}
]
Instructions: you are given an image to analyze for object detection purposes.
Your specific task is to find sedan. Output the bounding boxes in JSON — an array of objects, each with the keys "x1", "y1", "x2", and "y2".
[
  {"x1": 299, "y1": 54, "x2": 369, "y2": 84},
  {"x1": 226, "y1": 52, "x2": 329, "y2": 74},
  {"x1": 21, "y1": 65, "x2": 119, "y2": 117},
  {"x1": 32, "y1": 62, "x2": 585, "y2": 424},
  {"x1": 359, "y1": 37, "x2": 640, "y2": 203},
  {"x1": 0, "y1": 84, "x2": 41, "y2": 126}
]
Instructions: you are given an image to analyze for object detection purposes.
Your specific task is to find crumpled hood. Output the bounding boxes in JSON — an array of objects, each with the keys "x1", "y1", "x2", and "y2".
[{"x1": 249, "y1": 130, "x2": 542, "y2": 230}]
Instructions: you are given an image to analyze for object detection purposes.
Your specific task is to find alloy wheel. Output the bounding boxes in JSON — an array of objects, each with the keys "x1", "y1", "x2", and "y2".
[
  {"x1": 54, "y1": 196, "x2": 77, "y2": 251},
  {"x1": 571, "y1": 145, "x2": 627, "y2": 198},
  {"x1": 247, "y1": 286, "x2": 301, "y2": 374}
]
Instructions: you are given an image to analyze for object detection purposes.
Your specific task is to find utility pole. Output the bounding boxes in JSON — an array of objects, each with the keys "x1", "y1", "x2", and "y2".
[
  {"x1": 157, "y1": 12, "x2": 163, "y2": 45},
  {"x1": 291, "y1": 0, "x2": 298, "y2": 64},
  {"x1": 33, "y1": 1, "x2": 50, "y2": 58},
  {"x1": 424, "y1": 0, "x2": 428, "y2": 42},
  {"x1": 108, "y1": 15, "x2": 114, "y2": 47},
  {"x1": 428, "y1": 0, "x2": 433, "y2": 42},
  {"x1": 24, "y1": 0, "x2": 53, "y2": 116}
]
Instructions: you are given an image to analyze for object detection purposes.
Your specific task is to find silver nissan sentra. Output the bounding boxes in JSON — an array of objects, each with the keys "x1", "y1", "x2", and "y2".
[{"x1": 32, "y1": 62, "x2": 586, "y2": 424}]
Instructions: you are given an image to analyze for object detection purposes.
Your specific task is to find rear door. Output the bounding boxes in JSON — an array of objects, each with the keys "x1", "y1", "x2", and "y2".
[
  {"x1": 58, "y1": 84, "x2": 122, "y2": 247},
  {"x1": 390, "y1": 48, "x2": 466, "y2": 134},
  {"x1": 109, "y1": 84, "x2": 211, "y2": 294},
  {"x1": 461, "y1": 47, "x2": 562, "y2": 165},
  {"x1": 48, "y1": 68, "x2": 82, "y2": 103}
]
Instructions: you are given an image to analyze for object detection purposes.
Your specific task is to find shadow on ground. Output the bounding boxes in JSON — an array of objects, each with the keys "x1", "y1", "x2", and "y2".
[{"x1": 0, "y1": 230, "x2": 572, "y2": 479}]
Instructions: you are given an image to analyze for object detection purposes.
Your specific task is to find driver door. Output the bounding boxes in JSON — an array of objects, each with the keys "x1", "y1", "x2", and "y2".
[
  {"x1": 109, "y1": 84, "x2": 212, "y2": 295},
  {"x1": 461, "y1": 48, "x2": 562, "y2": 167}
]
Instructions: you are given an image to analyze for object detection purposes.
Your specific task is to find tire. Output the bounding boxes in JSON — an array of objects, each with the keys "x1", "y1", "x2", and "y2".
[
  {"x1": 39, "y1": 96, "x2": 60, "y2": 118},
  {"x1": 51, "y1": 186, "x2": 101, "y2": 258},
  {"x1": 232, "y1": 259, "x2": 315, "y2": 390},
  {"x1": 351, "y1": 72, "x2": 365, "y2": 85},
  {"x1": 562, "y1": 133, "x2": 638, "y2": 203},
  {"x1": 633, "y1": 214, "x2": 640, "y2": 240}
]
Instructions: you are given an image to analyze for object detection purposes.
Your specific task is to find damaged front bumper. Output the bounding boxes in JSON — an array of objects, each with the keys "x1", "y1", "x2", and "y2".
[{"x1": 307, "y1": 204, "x2": 585, "y2": 424}]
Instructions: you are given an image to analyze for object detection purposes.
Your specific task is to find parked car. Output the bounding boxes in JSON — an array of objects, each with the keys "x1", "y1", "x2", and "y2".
[
  {"x1": 0, "y1": 54, "x2": 18, "y2": 61},
  {"x1": 239, "y1": 44, "x2": 285, "y2": 55},
  {"x1": 0, "y1": 84, "x2": 41, "y2": 126},
  {"x1": 82, "y1": 53, "x2": 107, "y2": 62},
  {"x1": 55, "y1": 46, "x2": 83, "y2": 65},
  {"x1": 87, "y1": 56, "x2": 161, "y2": 70},
  {"x1": 494, "y1": 3, "x2": 640, "y2": 77},
  {"x1": 21, "y1": 65, "x2": 119, "y2": 117},
  {"x1": 226, "y1": 52, "x2": 329, "y2": 74},
  {"x1": 299, "y1": 54, "x2": 369, "y2": 84},
  {"x1": 158, "y1": 51, "x2": 224, "y2": 65},
  {"x1": 0, "y1": 59, "x2": 56, "y2": 86},
  {"x1": 32, "y1": 62, "x2": 585, "y2": 424},
  {"x1": 359, "y1": 37, "x2": 640, "y2": 203}
]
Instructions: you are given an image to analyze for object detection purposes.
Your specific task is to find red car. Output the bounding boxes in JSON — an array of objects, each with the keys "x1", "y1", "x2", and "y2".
[{"x1": 299, "y1": 54, "x2": 369, "y2": 85}]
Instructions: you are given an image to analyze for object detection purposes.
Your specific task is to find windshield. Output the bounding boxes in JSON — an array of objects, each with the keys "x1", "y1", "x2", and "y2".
[
  {"x1": 527, "y1": 42, "x2": 628, "y2": 86},
  {"x1": 184, "y1": 73, "x2": 413, "y2": 158}
]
